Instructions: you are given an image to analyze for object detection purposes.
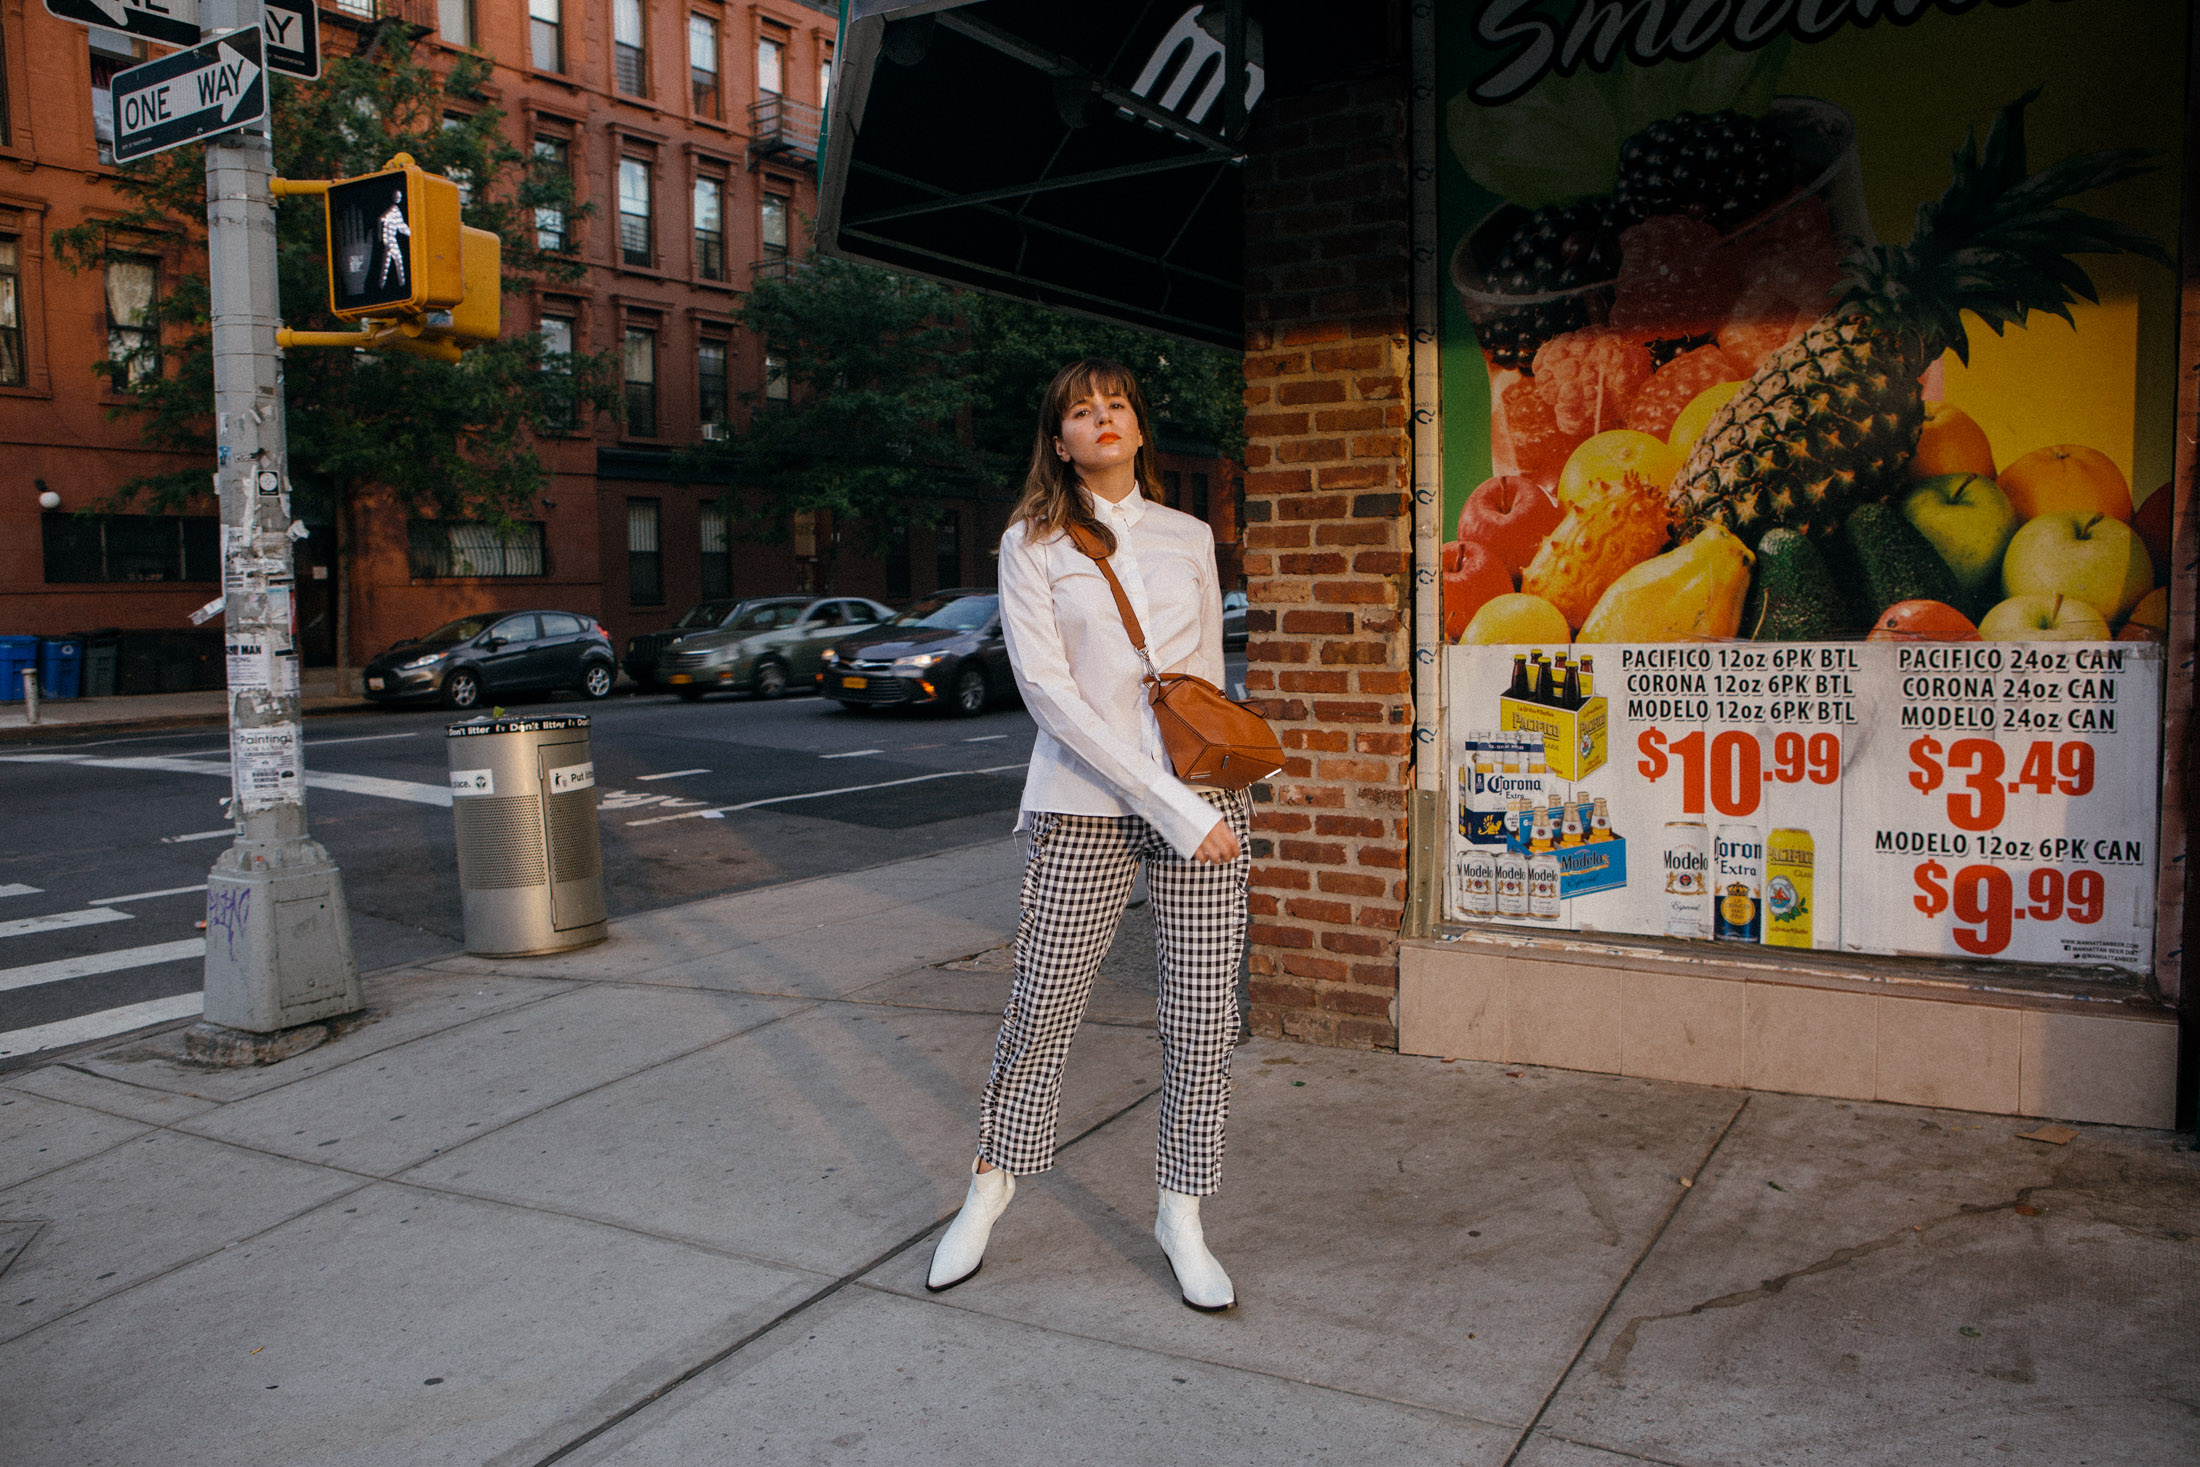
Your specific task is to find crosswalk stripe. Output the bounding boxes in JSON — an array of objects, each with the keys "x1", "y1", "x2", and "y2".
[
  {"x1": 0, "y1": 754, "x2": 453, "y2": 807},
  {"x1": 0, "y1": 909, "x2": 132, "y2": 941},
  {"x1": 88, "y1": 884, "x2": 208, "y2": 907},
  {"x1": 0, "y1": 938, "x2": 205, "y2": 994},
  {"x1": 0, "y1": 884, "x2": 41, "y2": 899},
  {"x1": 0, "y1": 992, "x2": 203, "y2": 1059}
]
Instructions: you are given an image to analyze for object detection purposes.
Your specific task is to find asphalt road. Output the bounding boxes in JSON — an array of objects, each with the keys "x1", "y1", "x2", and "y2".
[{"x1": 0, "y1": 684, "x2": 1054, "y2": 1071}]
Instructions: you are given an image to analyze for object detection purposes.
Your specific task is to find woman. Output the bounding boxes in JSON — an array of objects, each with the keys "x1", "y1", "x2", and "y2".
[{"x1": 926, "y1": 359, "x2": 1250, "y2": 1311}]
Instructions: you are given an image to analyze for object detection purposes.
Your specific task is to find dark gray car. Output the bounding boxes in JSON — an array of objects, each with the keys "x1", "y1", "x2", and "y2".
[{"x1": 655, "y1": 596, "x2": 893, "y2": 700}]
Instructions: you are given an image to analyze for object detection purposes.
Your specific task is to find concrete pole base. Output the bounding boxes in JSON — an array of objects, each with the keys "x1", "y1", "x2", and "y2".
[
  {"x1": 202, "y1": 840, "x2": 363, "y2": 1033},
  {"x1": 183, "y1": 1019, "x2": 330, "y2": 1067}
]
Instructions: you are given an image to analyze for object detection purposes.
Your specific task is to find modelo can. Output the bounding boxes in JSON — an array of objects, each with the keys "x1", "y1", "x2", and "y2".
[
  {"x1": 1713, "y1": 823, "x2": 1764, "y2": 943},
  {"x1": 1458, "y1": 844, "x2": 1497, "y2": 918},
  {"x1": 1495, "y1": 849, "x2": 1530, "y2": 918},
  {"x1": 1763, "y1": 828, "x2": 1814, "y2": 949},
  {"x1": 1661, "y1": 820, "x2": 1710, "y2": 939}
]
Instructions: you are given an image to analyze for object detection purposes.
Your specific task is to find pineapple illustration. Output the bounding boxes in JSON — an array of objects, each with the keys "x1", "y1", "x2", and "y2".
[{"x1": 1668, "y1": 93, "x2": 2171, "y2": 545}]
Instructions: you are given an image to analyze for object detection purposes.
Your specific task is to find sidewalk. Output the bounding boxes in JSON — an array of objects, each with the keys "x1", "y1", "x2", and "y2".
[
  {"x1": 1, "y1": 838, "x2": 2194, "y2": 1466},
  {"x1": 2, "y1": 667, "x2": 371, "y2": 739}
]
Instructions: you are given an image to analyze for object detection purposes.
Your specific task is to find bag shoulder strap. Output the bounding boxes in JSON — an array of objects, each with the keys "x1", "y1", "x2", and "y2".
[{"x1": 1064, "y1": 520, "x2": 1158, "y2": 681}]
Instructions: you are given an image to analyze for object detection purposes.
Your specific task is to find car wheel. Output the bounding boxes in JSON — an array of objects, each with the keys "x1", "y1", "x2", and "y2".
[
  {"x1": 950, "y1": 665, "x2": 988, "y2": 717},
  {"x1": 753, "y1": 660, "x2": 788, "y2": 699},
  {"x1": 675, "y1": 687, "x2": 705, "y2": 702},
  {"x1": 443, "y1": 669, "x2": 482, "y2": 710},
  {"x1": 581, "y1": 662, "x2": 615, "y2": 700}
]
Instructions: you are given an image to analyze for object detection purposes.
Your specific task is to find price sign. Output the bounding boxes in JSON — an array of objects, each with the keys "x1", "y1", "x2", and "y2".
[
  {"x1": 1841, "y1": 643, "x2": 2158, "y2": 971},
  {"x1": 1637, "y1": 727, "x2": 1842, "y2": 816}
]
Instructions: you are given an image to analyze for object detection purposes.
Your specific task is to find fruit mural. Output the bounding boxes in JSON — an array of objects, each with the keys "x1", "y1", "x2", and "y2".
[{"x1": 1436, "y1": 3, "x2": 2183, "y2": 651}]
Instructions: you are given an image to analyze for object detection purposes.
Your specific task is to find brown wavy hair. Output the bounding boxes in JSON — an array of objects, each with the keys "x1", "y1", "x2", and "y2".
[{"x1": 1009, "y1": 357, "x2": 1163, "y2": 554}]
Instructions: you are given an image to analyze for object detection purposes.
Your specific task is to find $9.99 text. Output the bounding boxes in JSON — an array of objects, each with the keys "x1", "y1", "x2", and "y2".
[
  {"x1": 1912, "y1": 861, "x2": 2105, "y2": 955},
  {"x1": 1637, "y1": 729, "x2": 1839, "y2": 818}
]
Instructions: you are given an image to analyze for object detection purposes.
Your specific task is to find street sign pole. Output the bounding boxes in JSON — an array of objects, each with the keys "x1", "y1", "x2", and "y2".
[{"x1": 193, "y1": 0, "x2": 360, "y2": 1061}]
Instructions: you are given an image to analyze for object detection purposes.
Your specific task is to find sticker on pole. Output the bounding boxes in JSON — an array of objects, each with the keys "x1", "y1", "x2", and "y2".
[
  {"x1": 44, "y1": 0, "x2": 200, "y2": 49},
  {"x1": 110, "y1": 27, "x2": 266, "y2": 164}
]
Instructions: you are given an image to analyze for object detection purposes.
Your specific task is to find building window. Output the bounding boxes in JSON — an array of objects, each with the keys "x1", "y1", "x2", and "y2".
[
  {"x1": 105, "y1": 257, "x2": 158, "y2": 389},
  {"x1": 760, "y1": 193, "x2": 788, "y2": 258},
  {"x1": 44, "y1": 513, "x2": 218, "y2": 583},
  {"x1": 693, "y1": 176, "x2": 725, "y2": 281},
  {"x1": 330, "y1": 0, "x2": 374, "y2": 17},
  {"x1": 529, "y1": 0, "x2": 563, "y2": 73},
  {"x1": 623, "y1": 326, "x2": 657, "y2": 436},
  {"x1": 406, "y1": 521, "x2": 548, "y2": 578},
  {"x1": 762, "y1": 350, "x2": 788, "y2": 403},
  {"x1": 1160, "y1": 469, "x2": 1181, "y2": 509},
  {"x1": 936, "y1": 510, "x2": 961, "y2": 590},
  {"x1": 1191, "y1": 471, "x2": 1210, "y2": 521},
  {"x1": 0, "y1": 237, "x2": 21, "y2": 387},
  {"x1": 757, "y1": 35, "x2": 783, "y2": 95},
  {"x1": 697, "y1": 338, "x2": 727, "y2": 427},
  {"x1": 532, "y1": 137, "x2": 570, "y2": 251},
  {"x1": 0, "y1": 20, "x2": 11, "y2": 148},
  {"x1": 689, "y1": 14, "x2": 720, "y2": 118},
  {"x1": 437, "y1": 0, "x2": 473, "y2": 47},
  {"x1": 89, "y1": 31, "x2": 141, "y2": 166},
  {"x1": 439, "y1": 116, "x2": 475, "y2": 206},
  {"x1": 627, "y1": 498, "x2": 663, "y2": 605},
  {"x1": 539, "y1": 314, "x2": 576, "y2": 429},
  {"x1": 818, "y1": 55, "x2": 832, "y2": 105},
  {"x1": 613, "y1": 0, "x2": 647, "y2": 97},
  {"x1": 618, "y1": 157, "x2": 653, "y2": 267},
  {"x1": 699, "y1": 504, "x2": 731, "y2": 599},
  {"x1": 885, "y1": 524, "x2": 909, "y2": 600}
]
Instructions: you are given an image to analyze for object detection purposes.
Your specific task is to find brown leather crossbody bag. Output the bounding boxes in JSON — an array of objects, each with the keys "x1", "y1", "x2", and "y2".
[{"x1": 1066, "y1": 521, "x2": 1286, "y2": 792}]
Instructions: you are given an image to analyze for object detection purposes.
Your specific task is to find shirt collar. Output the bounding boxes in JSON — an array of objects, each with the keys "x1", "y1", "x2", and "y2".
[{"x1": 1089, "y1": 485, "x2": 1146, "y2": 527}]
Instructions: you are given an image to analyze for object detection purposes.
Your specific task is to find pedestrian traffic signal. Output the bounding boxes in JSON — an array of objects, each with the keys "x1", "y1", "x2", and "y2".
[{"x1": 322, "y1": 154, "x2": 463, "y2": 320}]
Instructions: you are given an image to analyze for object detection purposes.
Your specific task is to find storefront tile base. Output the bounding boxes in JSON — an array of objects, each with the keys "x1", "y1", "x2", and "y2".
[{"x1": 1399, "y1": 934, "x2": 2179, "y2": 1130}]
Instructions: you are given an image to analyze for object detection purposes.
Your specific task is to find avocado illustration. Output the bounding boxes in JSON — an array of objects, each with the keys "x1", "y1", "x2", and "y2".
[
  {"x1": 1831, "y1": 502, "x2": 1966, "y2": 626},
  {"x1": 1744, "y1": 529, "x2": 1848, "y2": 642}
]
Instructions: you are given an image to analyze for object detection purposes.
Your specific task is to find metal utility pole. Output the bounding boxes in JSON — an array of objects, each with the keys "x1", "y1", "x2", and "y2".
[{"x1": 193, "y1": 0, "x2": 360, "y2": 1060}]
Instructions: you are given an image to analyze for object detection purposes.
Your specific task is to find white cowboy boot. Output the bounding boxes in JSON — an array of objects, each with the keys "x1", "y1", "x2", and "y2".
[
  {"x1": 1154, "y1": 1187, "x2": 1235, "y2": 1311},
  {"x1": 926, "y1": 1160, "x2": 1015, "y2": 1292}
]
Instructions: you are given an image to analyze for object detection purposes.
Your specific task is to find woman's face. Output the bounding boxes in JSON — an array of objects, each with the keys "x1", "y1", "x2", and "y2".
[{"x1": 1053, "y1": 382, "x2": 1144, "y2": 474}]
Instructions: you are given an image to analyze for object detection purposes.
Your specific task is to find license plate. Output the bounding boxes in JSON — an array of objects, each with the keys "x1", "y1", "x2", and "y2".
[
  {"x1": 668, "y1": 674, "x2": 691, "y2": 684},
  {"x1": 366, "y1": 677, "x2": 384, "y2": 690},
  {"x1": 841, "y1": 676, "x2": 867, "y2": 689}
]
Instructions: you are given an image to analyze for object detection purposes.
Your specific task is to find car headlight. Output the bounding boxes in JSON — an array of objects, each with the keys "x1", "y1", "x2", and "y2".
[
  {"x1": 822, "y1": 649, "x2": 839, "y2": 665},
  {"x1": 398, "y1": 651, "x2": 445, "y2": 670},
  {"x1": 894, "y1": 652, "x2": 947, "y2": 671}
]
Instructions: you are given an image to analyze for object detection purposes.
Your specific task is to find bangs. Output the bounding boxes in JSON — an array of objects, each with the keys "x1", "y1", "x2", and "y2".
[{"x1": 1052, "y1": 361, "x2": 1138, "y2": 415}]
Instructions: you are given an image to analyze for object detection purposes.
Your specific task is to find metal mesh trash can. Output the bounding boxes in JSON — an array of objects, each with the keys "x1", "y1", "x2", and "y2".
[{"x1": 446, "y1": 714, "x2": 607, "y2": 955}]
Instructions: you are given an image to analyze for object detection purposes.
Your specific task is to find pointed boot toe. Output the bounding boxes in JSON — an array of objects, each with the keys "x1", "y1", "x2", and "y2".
[
  {"x1": 1154, "y1": 1187, "x2": 1235, "y2": 1312},
  {"x1": 927, "y1": 1161, "x2": 1014, "y2": 1292}
]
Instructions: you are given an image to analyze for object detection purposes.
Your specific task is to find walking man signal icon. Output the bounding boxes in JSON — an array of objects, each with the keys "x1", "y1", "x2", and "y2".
[{"x1": 375, "y1": 192, "x2": 410, "y2": 288}]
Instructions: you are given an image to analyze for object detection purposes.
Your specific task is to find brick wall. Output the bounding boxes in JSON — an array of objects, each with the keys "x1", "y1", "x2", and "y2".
[{"x1": 1238, "y1": 73, "x2": 1414, "y2": 1050}]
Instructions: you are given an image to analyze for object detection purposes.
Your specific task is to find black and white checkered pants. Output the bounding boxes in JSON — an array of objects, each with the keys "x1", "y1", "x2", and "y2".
[{"x1": 977, "y1": 789, "x2": 1251, "y2": 1196}]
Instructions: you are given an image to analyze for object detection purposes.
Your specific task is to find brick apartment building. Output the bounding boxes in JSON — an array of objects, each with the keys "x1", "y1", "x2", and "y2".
[{"x1": 0, "y1": 1, "x2": 1242, "y2": 681}]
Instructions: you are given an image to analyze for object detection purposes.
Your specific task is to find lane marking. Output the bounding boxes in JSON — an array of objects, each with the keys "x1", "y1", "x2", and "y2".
[
  {"x1": 0, "y1": 938, "x2": 204, "y2": 994},
  {"x1": 89, "y1": 884, "x2": 208, "y2": 907},
  {"x1": 0, "y1": 884, "x2": 41, "y2": 899},
  {"x1": 0, "y1": 754, "x2": 452, "y2": 808},
  {"x1": 0, "y1": 909, "x2": 133, "y2": 941},
  {"x1": 626, "y1": 762, "x2": 1031, "y2": 826},
  {"x1": 0, "y1": 991, "x2": 203, "y2": 1059},
  {"x1": 163, "y1": 829, "x2": 237, "y2": 844},
  {"x1": 636, "y1": 769, "x2": 710, "y2": 781},
  {"x1": 963, "y1": 734, "x2": 1007, "y2": 742},
  {"x1": 306, "y1": 732, "x2": 421, "y2": 748},
  {"x1": 818, "y1": 749, "x2": 883, "y2": 759}
]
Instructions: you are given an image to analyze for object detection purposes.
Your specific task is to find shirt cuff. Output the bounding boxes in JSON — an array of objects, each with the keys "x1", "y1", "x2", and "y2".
[{"x1": 1146, "y1": 778, "x2": 1224, "y2": 859}]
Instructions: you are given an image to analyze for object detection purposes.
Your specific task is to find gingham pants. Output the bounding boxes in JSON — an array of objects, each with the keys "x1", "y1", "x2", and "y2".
[{"x1": 977, "y1": 789, "x2": 1251, "y2": 1196}]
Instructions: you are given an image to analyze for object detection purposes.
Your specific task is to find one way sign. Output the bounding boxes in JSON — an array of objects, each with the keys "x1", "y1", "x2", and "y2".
[{"x1": 111, "y1": 27, "x2": 266, "y2": 163}]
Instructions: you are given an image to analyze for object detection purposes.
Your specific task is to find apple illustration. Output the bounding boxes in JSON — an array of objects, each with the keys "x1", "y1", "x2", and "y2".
[
  {"x1": 1443, "y1": 539, "x2": 1512, "y2": 641},
  {"x1": 2119, "y1": 586, "x2": 2170, "y2": 642},
  {"x1": 1457, "y1": 475, "x2": 1562, "y2": 576},
  {"x1": 1901, "y1": 473, "x2": 2018, "y2": 610},
  {"x1": 1979, "y1": 593, "x2": 2110, "y2": 642},
  {"x1": 2132, "y1": 481, "x2": 2174, "y2": 583},
  {"x1": 2000, "y1": 512, "x2": 2153, "y2": 621}
]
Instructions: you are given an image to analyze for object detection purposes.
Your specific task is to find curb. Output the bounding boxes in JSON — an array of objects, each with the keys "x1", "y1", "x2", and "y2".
[{"x1": 0, "y1": 700, "x2": 384, "y2": 743}]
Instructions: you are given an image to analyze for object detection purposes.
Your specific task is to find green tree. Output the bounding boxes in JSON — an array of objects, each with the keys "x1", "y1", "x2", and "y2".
[
  {"x1": 681, "y1": 254, "x2": 1244, "y2": 566},
  {"x1": 54, "y1": 24, "x2": 620, "y2": 659}
]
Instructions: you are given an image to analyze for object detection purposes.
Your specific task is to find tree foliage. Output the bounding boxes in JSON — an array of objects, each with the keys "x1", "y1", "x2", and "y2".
[
  {"x1": 681, "y1": 254, "x2": 1245, "y2": 542},
  {"x1": 52, "y1": 23, "x2": 620, "y2": 523}
]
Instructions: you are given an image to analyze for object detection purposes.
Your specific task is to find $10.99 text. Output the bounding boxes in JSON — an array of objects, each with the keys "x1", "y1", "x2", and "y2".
[
  {"x1": 1637, "y1": 728, "x2": 1838, "y2": 818},
  {"x1": 1912, "y1": 861, "x2": 2104, "y2": 955}
]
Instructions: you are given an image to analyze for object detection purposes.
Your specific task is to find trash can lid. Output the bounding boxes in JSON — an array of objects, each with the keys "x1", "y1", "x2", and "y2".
[{"x1": 446, "y1": 714, "x2": 591, "y2": 738}]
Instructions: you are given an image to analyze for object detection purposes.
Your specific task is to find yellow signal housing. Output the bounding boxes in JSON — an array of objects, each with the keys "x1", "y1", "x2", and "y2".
[
  {"x1": 322, "y1": 153, "x2": 465, "y2": 321},
  {"x1": 436, "y1": 225, "x2": 502, "y2": 345}
]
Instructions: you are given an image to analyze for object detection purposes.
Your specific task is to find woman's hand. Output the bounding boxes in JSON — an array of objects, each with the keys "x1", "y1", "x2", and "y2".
[{"x1": 1193, "y1": 818, "x2": 1241, "y2": 865}]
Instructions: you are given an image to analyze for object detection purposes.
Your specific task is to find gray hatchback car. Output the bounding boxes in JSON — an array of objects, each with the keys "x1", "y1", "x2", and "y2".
[{"x1": 654, "y1": 596, "x2": 893, "y2": 700}]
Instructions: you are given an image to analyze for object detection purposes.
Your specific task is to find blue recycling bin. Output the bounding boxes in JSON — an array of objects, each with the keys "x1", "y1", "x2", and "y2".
[
  {"x1": 39, "y1": 638, "x2": 83, "y2": 699},
  {"x1": 0, "y1": 636, "x2": 38, "y2": 702}
]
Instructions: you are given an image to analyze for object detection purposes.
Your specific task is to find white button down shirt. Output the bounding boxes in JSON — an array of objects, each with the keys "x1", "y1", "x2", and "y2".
[{"x1": 998, "y1": 487, "x2": 1227, "y2": 858}]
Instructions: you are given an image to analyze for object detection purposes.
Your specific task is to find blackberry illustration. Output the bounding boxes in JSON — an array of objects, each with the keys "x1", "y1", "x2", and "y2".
[
  {"x1": 1478, "y1": 200, "x2": 1623, "y2": 370},
  {"x1": 1613, "y1": 110, "x2": 1797, "y2": 232}
]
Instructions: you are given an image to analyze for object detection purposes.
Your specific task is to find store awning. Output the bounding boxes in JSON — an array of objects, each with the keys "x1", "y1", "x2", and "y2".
[{"x1": 816, "y1": 1, "x2": 1263, "y2": 348}]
